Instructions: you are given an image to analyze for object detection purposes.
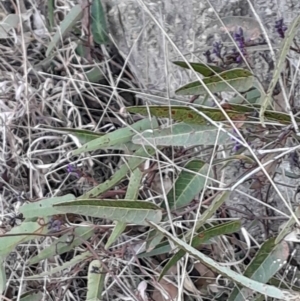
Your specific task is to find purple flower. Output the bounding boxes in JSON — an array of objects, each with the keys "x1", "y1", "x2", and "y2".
[
  {"x1": 203, "y1": 49, "x2": 212, "y2": 63},
  {"x1": 233, "y1": 27, "x2": 246, "y2": 63},
  {"x1": 231, "y1": 130, "x2": 242, "y2": 152},
  {"x1": 67, "y1": 164, "x2": 80, "y2": 178},
  {"x1": 275, "y1": 18, "x2": 287, "y2": 39},
  {"x1": 212, "y1": 41, "x2": 223, "y2": 59},
  {"x1": 48, "y1": 217, "x2": 63, "y2": 232}
]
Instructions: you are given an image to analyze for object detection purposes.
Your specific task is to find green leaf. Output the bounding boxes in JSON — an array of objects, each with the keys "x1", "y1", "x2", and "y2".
[
  {"x1": 56, "y1": 127, "x2": 104, "y2": 144},
  {"x1": 47, "y1": 0, "x2": 54, "y2": 31},
  {"x1": 19, "y1": 194, "x2": 75, "y2": 218},
  {"x1": 127, "y1": 105, "x2": 246, "y2": 125},
  {"x1": 229, "y1": 88, "x2": 261, "y2": 104},
  {"x1": 0, "y1": 14, "x2": 20, "y2": 39},
  {"x1": 91, "y1": 0, "x2": 109, "y2": 45},
  {"x1": 275, "y1": 206, "x2": 300, "y2": 244},
  {"x1": 0, "y1": 221, "x2": 49, "y2": 257},
  {"x1": 0, "y1": 257, "x2": 5, "y2": 294},
  {"x1": 40, "y1": 126, "x2": 139, "y2": 151},
  {"x1": 159, "y1": 220, "x2": 241, "y2": 280},
  {"x1": 28, "y1": 226, "x2": 95, "y2": 265},
  {"x1": 145, "y1": 163, "x2": 213, "y2": 252},
  {"x1": 46, "y1": 4, "x2": 83, "y2": 56},
  {"x1": 260, "y1": 15, "x2": 300, "y2": 125},
  {"x1": 228, "y1": 238, "x2": 290, "y2": 301},
  {"x1": 105, "y1": 168, "x2": 143, "y2": 249},
  {"x1": 166, "y1": 159, "x2": 211, "y2": 209},
  {"x1": 148, "y1": 222, "x2": 300, "y2": 301},
  {"x1": 105, "y1": 222, "x2": 126, "y2": 250},
  {"x1": 175, "y1": 69, "x2": 254, "y2": 95},
  {"x1": 86, "y1": 260, "x2": 105, "y2": 301},
  {"x1": 172, "y1": 61, "x2": 224, "y2": 77},
  {"x1": 79, "y1": 145, "x2": 157, "y2": 198},
  {"x1": 72, "y1": 118, "x2": 159, "y2": 155},
  {"x1": 54, "y1": 199, "x2": 162, "y2": 226},
  {"x1": 20, "y1": 292, "x2": 43, "y2": 301},
  {"x1": 85, "y1": 66, "x2": 105, "y2": 82},
  {"x1": 184, "y1": 191, "x2": 231, "y2": 240},
  {"x1": 132, "y1": 123, "x2": 234, "y2": 146},
  {"x1": 27, "y1": 251, "x2": 92, "y2": 278}
]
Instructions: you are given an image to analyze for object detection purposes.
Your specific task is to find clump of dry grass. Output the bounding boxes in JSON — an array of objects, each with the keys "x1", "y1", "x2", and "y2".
[{"x1": 1, "y1": 0, "x2": 300, "y2": 301}]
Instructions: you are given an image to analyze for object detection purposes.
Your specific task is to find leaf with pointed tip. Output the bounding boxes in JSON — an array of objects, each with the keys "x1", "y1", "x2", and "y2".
[
  {"x1": 19, "y1": 194, "x2": 75, "y2": 218},
  {"x1": 28, "y1": 225, "x2": 95, "y2": 265},
  {"x1": 85, "y1": 66, "x2": 105, "y2": 82},
  {"x1": 54, "y1": 199, "x2": 162, "y2": 226},
  {"x1": 166, "y1": 159, "x2": 211, "y2": 209},
  {"x1": 260, "y1": 16, "x2": 300, "y2": 125},
  {"x1": 20, "y1": 292, "x2": 43, "y2": 301},
  {"x1": 0, "y1": 14, "x2": 20, "y2": 39},
  {"x1": 72, "y1": 118, "x2": 158, "y2": 155},
  {"x1": 0, "y1": 257, "x2": 5, "y2": 294},
  {"x1": 149, "y1": 222, "x2": 300, "y2": 301},
  {"x1": 159, "y1": 220, "x2": 241, "y2": 280},
  {"x1": 132, "y1": 123, "x2": 234, "y2": 146},
  {"x1": 172, "y1": 61, "x2": 224, "y2": 77},
  {"x1": 127, "y1": 105, "x2": 246, "y2": 125},
  {"x1": 46, "y1": 4, "x2": 83, "y2": 56},
  {"x1": 228, "y1": 237, "x2": 290, "y2": 301},
  {"x1": 53, "y1": 127, "x2": 105, "y2": 144},
  {"x1": 86, "y1": 260, "x2": 105, "y2": 301},
  {"x1": 229, "y1": 88, "x2": 261, "y2": 104},
  {"x1": 40, "y1": 126, "x2": 139, "y2": 150},
  {"x1": 27, "y1": 251, "x2": 92, "y2": 278},
  {"x1": 175, "y1": 69, "x2": 254, "y2": 95},
  {"x1": 0, "y1": 220, "x2": 49, "y2": 257},
  {"x1": 79, "y1": 145, "x2": 157, "y2": 198},
  {"x1": 184, "y1": 191, "x2": 231, "y2": 241},
  {"x1": 91, "y1": 0, "x2": 109, "y2": 45},
  {"x1": 105, "y1": 168, "x2": 143, "y2": 249}
]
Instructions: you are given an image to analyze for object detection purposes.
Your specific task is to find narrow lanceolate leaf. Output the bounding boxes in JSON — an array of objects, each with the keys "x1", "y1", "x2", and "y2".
[
  {"x1": 47, "y1": 0, "x2": 54, "y2": 31},
  {"x1": 159, "y1": 220, "x2": 241, "y2": 280},
  {"x1": 79, "y1": 145, "x2": 157, "y2": 198},
  {"x1": 0, "y1": 14, "x2": 20, "y2": 38},
  {"x1": 172, "y1": 61, "x2": 224, "y2": 77},
  {"x1": 228, "y1": 238, "x2": 290, "y2": 301},
  {"x1": 19, "y1": 194, "x2": 75, "y2": 218},
  {"x1": 132, "y1": 123, "x2": 234, "y2": 147},
  {"x1": 185, "y1": 191, "x2": 231, "y2": 240},
  {"x1": 54, "y1": 200, "x2": 162, "y2": 226},
  {"x1": 0, "y1": 221, "x2": 49, "y2": 257},
  {"x1": 91, "y1": 0, "x2": 109, "y2": 45},
  {"x1": 127, "y1": 105, "x2": 246, "y2": 125},
  {"x1": 27, "y1": 251, "x2": 92, "y2": 278},
  {"x1": 260, "y1": 15, "x2": 300, "y2": 125},
  {"x1": 46, "y1": 4, "x2": 83, "y2": 56},
  {"x1": 0, "y1": 257, "x2": 5, "y2": 294},
  {"x1": 20, "y1": 292, "x2": 43, "y2": 301},
  {"x1": 72, "y1": 118, "x2": 158, "y2": 155},
  {"x1": 41, "y1": 126, "x2": 139, "y2": 151},
  {"x1": 85, "y1": 66, "x2": 105, "y2": 82},
  {"x1": 49, "y1": 127, "x2": 105, "y2": 144},
  {"x1": 175, "y1": 69, "x2": 254, "y2": 95},
  {"x1": 166, "y1": 160, "x2": 211, "y2": 209},
  {"x1": 149, "y1": 222, "x2": 300, "y2": 301},
  {"x1": 139, "y1": 221, "x2": 240, "y2": 258},
  {"x1": 28, "y1": 226, "x2": 95, "y2": 265},
  {"x1": 86, "y1": 260, "x2": 105, "y2": 301},
  {"x1": 275, "y1": 206, "x2": 300, "y2": 244},
  {"x1": 105, "y1": 168, "x2": 143, "y2": 249}
]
